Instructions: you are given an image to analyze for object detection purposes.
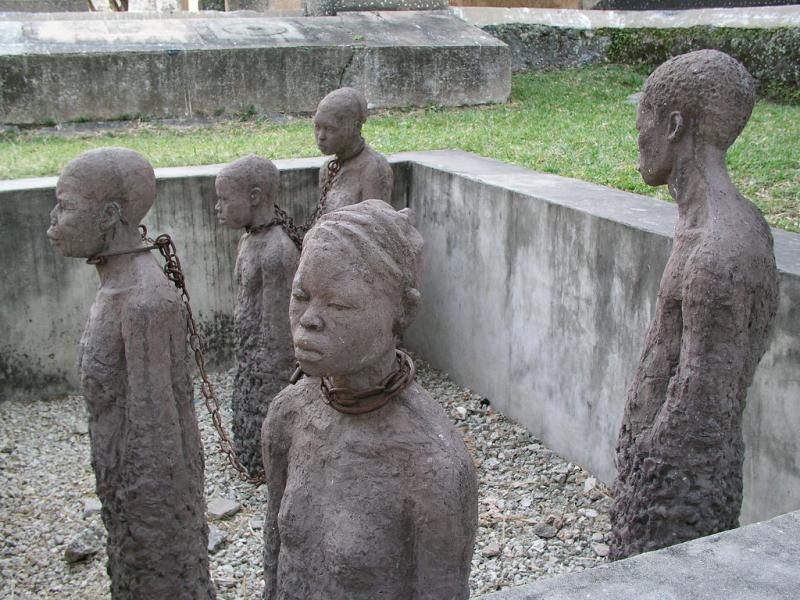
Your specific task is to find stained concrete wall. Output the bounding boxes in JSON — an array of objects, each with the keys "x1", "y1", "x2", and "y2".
[
  {"x1": 0, "y1": 11, "x2": 510, "y2": 125},
  {"x1": 1, "y1": 150, "x2": 797, "y2": 524},
  {"x1": 477, "y1": 509, "x2": 800, "y2": 599}
]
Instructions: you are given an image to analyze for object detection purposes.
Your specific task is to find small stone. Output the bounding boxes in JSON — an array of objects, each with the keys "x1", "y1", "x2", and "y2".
[
  {"x1": 583, "y1": 477, "x2": 597, "y2": 493},
  {"x1": 454, "y1": 406, "x2": 468, "y2": 420},
  {"x1": 520, "y1": 497, "x2": 532, "y2": 509},
  {"x1": 592, "y1": 542, "x2": 610, "y2": 557},
  {"x1": 83, "y1": 498, "x2": 102, "y2": 518},
  {"x1": 532, "y1": 523, "x2": 557, "y2": 539},
  {"x1": 207, "y1": 497, "x2": 241, "y2": 520},
  {"x1": 249, "y1": 517, "x2": 264, "y2": 530},
  {"x1": 72, "y1": 421, "x2": 89, "y2": 435},
  {"x1": 64, "y1": 529, "x2": 102, "y2": 563},
  {"x1": 580, "y1": 508, "x2": 598, "y2": 519},
  {"x1": 484, "y1": 457, "x2": 500, "y2": 470},
  {"x1": 481, "y1": 542, "x2": 501, "y2": 557},
  {"x1": 208, "y1": 525, "x2": 228, "y2": 553},
  {"x1": 591, "y1": 532, "x2": 604, "y2": 542}
]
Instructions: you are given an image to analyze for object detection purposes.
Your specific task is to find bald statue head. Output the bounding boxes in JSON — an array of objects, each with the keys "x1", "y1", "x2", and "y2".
[
  {"x1": 215, "y1": 154, "x2": 279, "y2": 230},
  {"x1": 636, "y1": 50, "x2": 756, "y2": 186},
  {"x1": 313, "y1": 87, "x2": 369, "y2": 158},
  {"x1": 47, "y1": 147, "x2": 156, "y2": 258}
]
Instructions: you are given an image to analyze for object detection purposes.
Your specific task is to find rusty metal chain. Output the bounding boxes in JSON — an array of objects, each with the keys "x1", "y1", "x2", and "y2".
[
  {"x1": 272, "y1": 204, "x2": 304, "y2": 250},
  {"x1": 302, "y1": 158, "x2": 340, "y2": 233},
  {"x1": 145, "y1": 229, "x2": 266, "y2": 486}
]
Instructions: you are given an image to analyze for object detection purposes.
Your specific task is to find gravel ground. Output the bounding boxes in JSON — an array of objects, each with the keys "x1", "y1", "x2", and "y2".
[{"x1": 0, "y1": 356, "x2": 611, "y2": 599}]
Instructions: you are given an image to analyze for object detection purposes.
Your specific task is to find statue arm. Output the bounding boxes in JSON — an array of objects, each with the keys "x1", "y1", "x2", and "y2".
[
  {"x1": 120, "y1": 299, "x2": 190, "y2": 471},
  {"x1": 409, "y1": 477, "x2": 476, "y2": 600},
  {"x1": 361, "y1": 161, "x2": 394, "y2": 203},
  {"x1": 261, "y1": 395, "x2": 291, "y2": 600}
]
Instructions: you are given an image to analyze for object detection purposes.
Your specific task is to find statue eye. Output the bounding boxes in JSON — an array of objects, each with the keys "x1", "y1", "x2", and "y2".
[
  {"x1": 291, "y1": 290, "x2": 309, "y2": 302},
  {"x1": 328, "y1": 301, "x2": 355, "y2": 310}
]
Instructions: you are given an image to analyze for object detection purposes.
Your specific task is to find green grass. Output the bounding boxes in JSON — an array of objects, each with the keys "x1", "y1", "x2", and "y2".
[{"x1": 2, "y1": 65, "x2": 798, "y2": 232}]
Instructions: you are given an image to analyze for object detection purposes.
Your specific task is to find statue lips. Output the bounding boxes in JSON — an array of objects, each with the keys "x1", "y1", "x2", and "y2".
[{"x1": 294, "y1": 339, "x2": 323, "y2": 362}]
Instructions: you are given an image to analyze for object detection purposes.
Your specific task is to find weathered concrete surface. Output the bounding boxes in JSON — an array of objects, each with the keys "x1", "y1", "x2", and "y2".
[
  {"x1": 477, "y1": 509, "x2": 800, "y2": 600},
  {"x1": 1, "y1": 151, "x2": 797, "y2": 525},
  {"x1": 0, "y1": 11, "x2": 510, "y2": 124},
  {"x1": 397, "y1": 150, "x2": 800, "y2": 526},
  {"x1": 452, "y1": 5, "x2": 800, "y2": 28}
]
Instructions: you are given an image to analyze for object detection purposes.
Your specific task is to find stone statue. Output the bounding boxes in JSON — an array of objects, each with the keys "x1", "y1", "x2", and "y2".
[
  {"x1": 261, "y1": 199, "x2": 478, "y2": 600},
  {"x1": 215, "y1": 155, "x2": 300, "y2": 477},
  {"x1": 610, "y1": 50, "x2": 779, "y2": 560},
  {"x1": 313, "y1": 87, "x2": 394, "y2": 215},
  {"x1": 47, "y1": 148, "x2": 216, "y2": 599}
]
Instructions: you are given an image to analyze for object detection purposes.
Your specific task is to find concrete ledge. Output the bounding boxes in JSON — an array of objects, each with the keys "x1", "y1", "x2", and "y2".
[
  {"x1": 452, "y1": 5, "x2": 800, "y2": 29},
  {"x1": 0, "y1": 11, "x2": 510, "y2": 124},
  {"x1": 477, "y1": 510, "x2": 800, "y2": 600},
  {"x1": 1, "y1": 150, "x2": 798, "y2": 524}
]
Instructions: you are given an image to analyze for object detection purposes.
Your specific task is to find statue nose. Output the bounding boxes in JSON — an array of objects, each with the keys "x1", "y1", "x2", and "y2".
[{"x1": 300, "y1": 311, "x2": 324, "y2": 331}]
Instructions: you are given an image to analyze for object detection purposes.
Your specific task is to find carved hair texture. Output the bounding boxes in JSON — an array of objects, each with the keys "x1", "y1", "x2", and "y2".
[
  {"x1": 642, "y1": 49, "x2": 755, "y2": 151},
  {"x1": 317, "y1": 87, "x2": 369, "y2": 126},
  {"x1": 60, "y1": 147, "x2": 156, "y2": 225},
  {"x1": 217, "y1": 154, "x2": 279, "y2": 201},
  {"x1": 304, "y1": 199, "x2": 423, "y2": 331}
]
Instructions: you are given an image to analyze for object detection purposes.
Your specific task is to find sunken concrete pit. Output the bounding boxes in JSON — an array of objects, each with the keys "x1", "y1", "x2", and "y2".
[
  {"x1": 2, "y1": 150, "x2": 799, "y2": 531},
  {"x1": 0, "y1": 10, "x2": 510, "y2": 125}
]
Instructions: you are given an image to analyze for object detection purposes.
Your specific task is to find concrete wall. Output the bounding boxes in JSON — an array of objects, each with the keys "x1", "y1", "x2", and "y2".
[
  {"x1": 1, "y1": 150, "x2": 797, "y2": 524},
  {"x1": 398, "y1": 151, "x2": 800, "y2": 524},
  {"x1": 0, "y1": 11, "x2": 509, "y2": 125},
  {"x1": 477, "y1": 509, "x2": 800, "y2": 599}
]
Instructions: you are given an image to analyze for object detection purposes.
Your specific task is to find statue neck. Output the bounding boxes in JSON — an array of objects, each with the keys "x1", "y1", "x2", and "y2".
[
  {"x1": 668, "y1": 143, "x2": 734, "y2": 229},
  {"x1": 329, "y1": 346, "x2": 397, "y2": 393},
  {"x1": 335, "y1": 136, "x2": 365, "y2": 163},
  {"x1": 93, "y1": 224, "x2": 149, "y2": 287}
]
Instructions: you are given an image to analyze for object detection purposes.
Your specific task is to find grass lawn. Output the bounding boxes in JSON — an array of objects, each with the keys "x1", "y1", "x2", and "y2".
[{"x1": 2, "y1": 65, "x2": 798, "y2": 232}]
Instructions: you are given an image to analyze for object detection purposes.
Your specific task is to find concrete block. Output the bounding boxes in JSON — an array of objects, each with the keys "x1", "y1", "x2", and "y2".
[
  {"x1": 477, "y1": 510, "x2": 800, "y2": 600},
  {"x1": 0, "y1": 11, "x2": 510, "y2": 125}
]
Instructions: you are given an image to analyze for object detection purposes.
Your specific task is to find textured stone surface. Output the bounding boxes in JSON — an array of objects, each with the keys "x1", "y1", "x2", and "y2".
[
  {"x1": 610, "y1": 51, "x2": 779, "y2": 559},
  {"x1": 263, "y1": 200, "x2": 478, "y2": 599},
  {"x1": 0, "y1": 11, "x2": 510, "y2": 125},
  {"x1": 477, "y1": 510, "x2": 800, "y2": 600},
  {"x1": 46, "y1": 148, "x2": 215, "y2": 599},
  {"x1": 313, "y1": 87, "x2": 394, "y2": 215},
  {"x1": 215, "y1": 155, "x2": 299, "y2": 476}
]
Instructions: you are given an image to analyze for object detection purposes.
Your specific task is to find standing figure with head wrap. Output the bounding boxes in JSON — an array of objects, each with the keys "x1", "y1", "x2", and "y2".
[
  {"x1": 312, "y1": 87, "x2": 394, "y2": 215},
  {"x1": 261, "y1": 199, "x2": 478, "y2": 600}
]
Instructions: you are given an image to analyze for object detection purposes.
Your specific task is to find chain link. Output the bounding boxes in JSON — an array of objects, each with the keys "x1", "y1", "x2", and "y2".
[
  {"x1": 146, "y1": 230, "x2": 266, "y2": 486},
  {"x1": 302, "y1": 158, "x2": 340, "y2": 233}
]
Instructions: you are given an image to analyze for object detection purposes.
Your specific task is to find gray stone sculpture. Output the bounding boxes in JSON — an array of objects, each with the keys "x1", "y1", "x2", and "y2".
[
  {"x1": 313, "y1": 87, "x2": 394, "y2": 214},
  {"x1": 215, "y1": 155, "x2": 300, "y2": 477},
  {"x1": 47, "y1": 148, "x2": 215, "y2": 599},
  {"x1": 262, "y1": 199, "x2": 478, "y2": 599},
  {"x1": 610, "y1": 50, "x2": 779, "y2": 560}
]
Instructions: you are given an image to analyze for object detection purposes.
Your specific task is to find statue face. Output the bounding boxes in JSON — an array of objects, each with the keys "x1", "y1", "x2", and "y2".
[
  {"x1": 313, "y1": 104, "x2": 358, "y2": 157},
  {"x1": 636, "y1": 100, "x2": 674, "y2": 187},
  {"x1": 47, "y1": 178, "x2": 105, "y2": 258},
  {"x1": 214, "y1": 177, "x2": 253, "y2": 230},
  {"x1": 289, "y1": 244, "x2": 396, "y2": 378}
]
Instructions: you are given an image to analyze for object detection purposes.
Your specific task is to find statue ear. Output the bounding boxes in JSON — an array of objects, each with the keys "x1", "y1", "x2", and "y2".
[
  {"x1": 99, "y1": 201, "x2": 123, "y2": 232},
  {"x1": 667, "y1": 111, "x2": 684, "y2": 143},
  {"x1": 249, "y1": 186, "x2": 263, "y2": 207},
  {"x1": 395, "y1": 287, "x2": 421, "y2": 334}
]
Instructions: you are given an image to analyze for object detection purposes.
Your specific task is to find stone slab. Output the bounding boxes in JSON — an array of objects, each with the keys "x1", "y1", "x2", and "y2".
[
  {"x1": 1, "y1": 150, "x2": 798, "y2": 525},
  {"x1": 477, "y1": 510, "x2": 800, "y2": 600},
  {"x1": 0, "y1": 11, "x2": 510, "y2": 124},
  {"x1": 452, "y1": 5, "x2": 800, "y2": 28}
]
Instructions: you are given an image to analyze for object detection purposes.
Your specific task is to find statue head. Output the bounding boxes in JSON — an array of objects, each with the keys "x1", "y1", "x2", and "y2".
[
  {"x1": 636, "y1": 49, "x2": 755, "y2": 186},
  {"x1": 290, "y1": 199, "x2": 423, "y2": 378},
  {"x1": 47, "y1": 147, "x2": 156, "y2": 258},
  {"x1": 313, "y1": 87, "x2": 368, "y2": 157},
  {"x1": 215, "y1": 155, "x2": 279, "y2": 230}
]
